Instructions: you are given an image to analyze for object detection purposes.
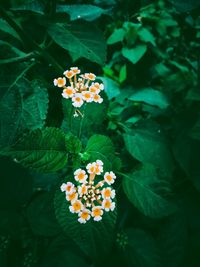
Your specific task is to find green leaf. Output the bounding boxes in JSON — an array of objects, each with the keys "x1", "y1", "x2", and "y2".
[
  {"x1": 1, "y1": 127, "x2": 68, "y2": 173},
  {"x1": 107, "y1": 28, "x2": 125, "y2": 44},
  {"x1": 190, "y1": 117, "x2": 200, "y2": 141},
  {"x1": 98, "y1": 76, "x2": 120, "y2": 99},
  {"x1": 47, "y1": 22, "x2": 106, "y2": 65},
  {"x1": 138, "y1": 27, "x2": 156, "y2": 46},
  {"x1": 122, "y1": 44, "x2": 147, "y2": 64},
  {"x1": 56, "y1": 4, "x2": 107, "y2": 21},
  {"x1": 54, "y1": 189, "x2": 117, "y2": 260},
  {"x1": 128, "y1": 88, "x2": 169, "y2": 109},
  {"x1": 27, "y1": 192, "x2": 61, "y2": 236},
  {"x1": 119, "y1": 65, "x2": 127, "y2": 83},
  {"x1": 61, "y1": 99, "x2": 107, "y2": 138},
  {"x1": 65, "y1": 133, "x2": 82, "y2": 154},
  {"x1": 85, "y1": 134, "x2": 116, "y2": 171},
  {"x1": 123, "y1": 164, "x2": 176, "y2": 218},
  {"x1": 0, "y1": 78, "x2": 49, "y2": 148},
  {"x1": 124, "y1": 228, "x2": 161, "y2": 267},
  {"x1": 11, "y1": 0, "x2": 45, "y2": 14},
  {"x1": 123, "y1": 126, "x2": 174, "y2": 177},
  {"x1": 0, "y1": 19, "x2": 21, "y2": 41}
]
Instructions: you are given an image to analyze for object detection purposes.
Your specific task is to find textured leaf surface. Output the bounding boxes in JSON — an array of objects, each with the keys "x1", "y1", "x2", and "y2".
[
  {"x1": 123, "y1": 164, "x2": 176, "y2": 218},
  {"x1": 123, "y1": 127, "x2": 174, "y2": 177},
  {"x1": 128, "y1": 88, "x2": 169, "y2": 109},
  {"x1": 54, "y1": 189, "x2": 117, "y2": 260},
  {"x1": 56, "y1": 4, "x2": 107, "y2": 21},
  {"x1": 48, "y1": 22, "x2": 106, "y2": 65},
  {"x1": 85, "y1": 135, "x2": 116, "y2": 171},
  {"x1": 1, "y1": 128, "x2": 68, "y2": 172}
]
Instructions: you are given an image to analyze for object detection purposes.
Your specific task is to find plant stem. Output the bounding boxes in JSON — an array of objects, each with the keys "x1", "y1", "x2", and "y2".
[{"x1": 0, "y1": 52, "x2": 36, "y2": 65}]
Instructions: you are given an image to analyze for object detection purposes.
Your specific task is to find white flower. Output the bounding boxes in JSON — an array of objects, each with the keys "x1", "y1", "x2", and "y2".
[
  {"x1": 62, "y1": 86, "x2": 75, "y2": 99},
  {"x1": 101, "y1": 187, "x2": 115, "y2": 199},
  {"x1": 72, "y1": 93, "x2": 84, "y2": 108},
  {"x1": 91, "y1": 206, "x2": 103, "y2": 221},
  {"x1": 74, "y1": 169, "x2": 88, "y2": 183},
  {"x1": 60, "y1": 182, "x2": 75, "y2": 194},
  {"x1": 63, "y1": 70, "x2": 74, "y2": 79},
  {"x1": 82, "y1": 91, "x2": 93, "y2": 102},
  {"x1": 53, "y1": 77, "x2": 66, "y2": 87},
  {"x1": 102, "y1": 199, "x2": 115, "y2": 211},
  {"x1": 70, "y1": 67, "x2": 81, "y2": 74},
  {"x1": 66, "y1": 191, "x2": 78, "y2": 202},
  {"x1": 69, "y1": 200, "x2": 83, "y2": 213},
  {"x1": 93, "y1": 94, "x2": 103, "y2": 103},
  {"x1": 84, "y1": 73, "x2": 96, "y2": 81},
  {"x1": 104, "y1": 171, "x2": 116, "y2": 185},
  {"x1": 78, "y1": 209, "x2": 91, "y2": 223}
]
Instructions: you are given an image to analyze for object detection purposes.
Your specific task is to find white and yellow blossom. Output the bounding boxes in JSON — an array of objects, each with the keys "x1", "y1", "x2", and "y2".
[
  {"x1": 91, "y1": 206, "x2": 103, "y2": 221},
  {"x1": 54, "y1": 77, "x2": 66, "y2": 87},
  {"x1": 69, "y1": 199, "x2": 83, "y2": 213},
  {"x1": 101, "y1": 187, "x2": 115, "y2": 199},
  {"x1": 60, "y1": 160, "x2": 116, "y2": 223},
  {"x1": 72, "y1": 93, "x2": 84, "y2": 108},
  {"x1": 62, "y1": 86, "x2": 75, "y2": 99},
  {"x1": 102, "y1": 199, "x2": 115, "y2": 212},
  {"x1": 60, "y1": 182, "x2": 75, "y2": 194},
  {"x1": 104, "y1": 171, "x2": 116, "y2": 185},
  {"x1": 78, "y1": 209, "x2": 91, "y2": 224},
  {"x1": 53, "y1": 67, "x2": 104, "y2": 117},
  {"x1": 74, "y1": 169, "x2": 88, "y2": 183}
]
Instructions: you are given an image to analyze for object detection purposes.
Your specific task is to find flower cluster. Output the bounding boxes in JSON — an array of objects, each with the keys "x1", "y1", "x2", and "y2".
[
  {"x1": 60, "y1": 160, "x2": 116, "y2": 223},
  {"x1": 54, "y1": 67, "x2": 104, "y2": 116}
]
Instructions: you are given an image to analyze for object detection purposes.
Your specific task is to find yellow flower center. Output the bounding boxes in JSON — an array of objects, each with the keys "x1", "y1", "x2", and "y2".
[
  {"x1": 78, "y1": 172, "x2": 85, "y2": 180},
  {"x1": 94, "y1": 94, "x2": 100, "y2": 101},
  {"x1": 93, "y1": 208, "x2": 101, "y2": 217},
  {"x1": 68, "y1": 192, "x2": 76, "y2": 201},
  {"x1": 106, "y1": 175, "x2": 112, "y2": 181},
  {"x1": 104, "y1": 200, "x2": 111, "y2": 208},
  {"x1": 58, "y1": 79, "x2": 64, "y2": 86},
  {"x1": 81, "y1": 211, "x2": 89, "y2": 220},
  {"x1": 73, "y1": 201, "x2": 81, "y2": 211},
  {"x1": 104, "y1": 189, "x2": 111, "y2": 198}
]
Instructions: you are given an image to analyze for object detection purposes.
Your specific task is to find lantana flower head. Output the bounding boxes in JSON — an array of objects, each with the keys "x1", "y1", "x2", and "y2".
[
  {"x1": 54, "y1": 67, "x2": 104, "y2": 116},
  {"x1": 60, "y1": 160, "x2": 117, "y2": 223}
]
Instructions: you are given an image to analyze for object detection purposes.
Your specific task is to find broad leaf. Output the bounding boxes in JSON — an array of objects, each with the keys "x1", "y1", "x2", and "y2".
[
  {"x1": 128, "y1": 88, "x2": 169, "y2": 109},
  {"x1": 1, "y1": 127, "x2": 68, "y2": 172},
  {"x1": 0, "y1": 77, "x2": 49, "y2": 148},
  {"x1": 56, "y1": 4, "x2": 107, "y2": 21},
  {"x1": 122, "y1": 45, "x2": 147, "y2": 64},
  {"x1": 98, "y1": 77, "x2": 120, "y2": 99},
  {"x1": 47, "y1": 22, "x2": 106, "y2": 65},
  {"x1": 54, "y1": 189, "x2": 117, "y2": 260},
  {"x1": 85, "y1": 134, "x2": 117, "y2": 171},
  {"x1": 123, "y1": 126, "x2": 174, "y2": 177},
  {"x1": 123, "y1": 164, "x2": 176, "y2": 218}
]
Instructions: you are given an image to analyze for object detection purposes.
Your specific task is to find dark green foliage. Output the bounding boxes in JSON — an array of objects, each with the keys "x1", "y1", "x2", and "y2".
[{"x1": 0, "y1": 0, "x2": 199, "y2": 266}]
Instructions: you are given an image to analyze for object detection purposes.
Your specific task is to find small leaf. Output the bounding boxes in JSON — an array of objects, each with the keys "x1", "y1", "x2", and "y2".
[
  {"x1": 123, "y1": 164, "x2": 176, "y2": 218},
  {"x1": 56, "y1": 4, "x2": 107, "y2": 21},
  {"x1": 47, "y1": 22, "x2": 106, "y2": 65},
  {"x1": 122, "y1": 44, "x2": 147, "y2": 64},
  {"x1": 54, "y1": 189, "x2": 117, "y2": 260},
  {"x1": 98, "y1": 76, "x2": 120, "y2": 100},
  {"x1": 128, "y1": 88, "x2": 169, "y2": 109},
  {"x1": 1, "y1": 127, "x2": 68, "y2": 173},
  {"x1": 138, "y1": 27, "x2": 156, "y2": 46},
  {"x1": 107, "y1": 28, "x2": 125, "y2": 44},
  {"x1": 119, "y1": 65, "x2": 127, "y2": 83}
]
